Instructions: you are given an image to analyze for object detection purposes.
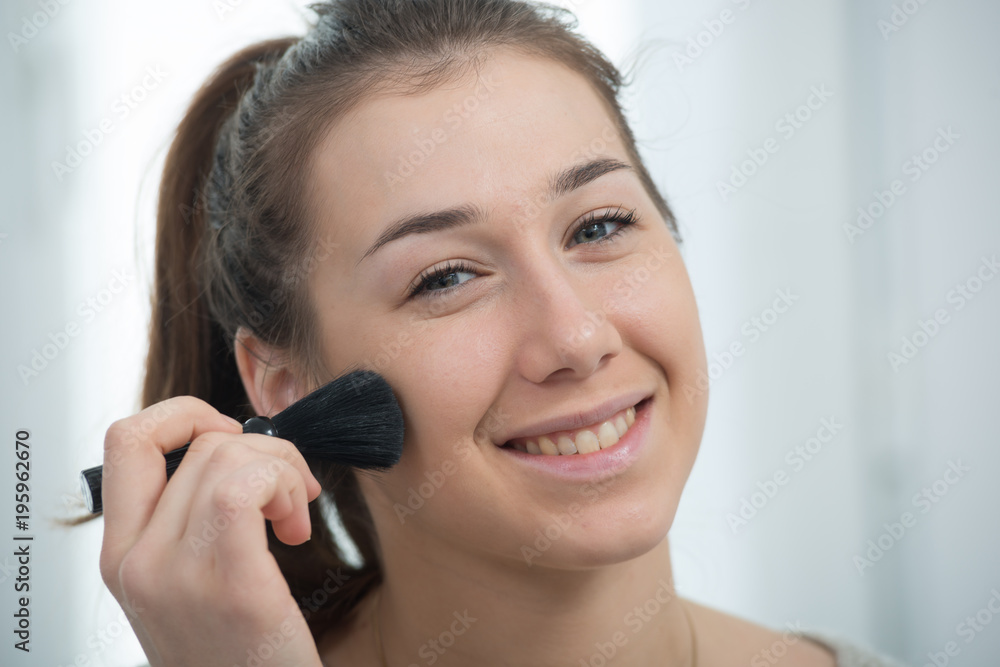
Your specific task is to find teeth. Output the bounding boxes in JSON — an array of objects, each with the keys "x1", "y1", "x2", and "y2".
[
  {"x1": 597, "y1": 422, "x2": 619, "y2": 449},
  {"x1": 556, "y1": 436, "x2": 577, "y2": 455},
  {"x1": 575, "y1": 430, "x2": 601, "y2": 454},
  {"x1": 538, "y1": 436, "x2": 560, "y2": 455},
  {"x1": 505, "y1": 402, "x2": 643, "y2": 456}
]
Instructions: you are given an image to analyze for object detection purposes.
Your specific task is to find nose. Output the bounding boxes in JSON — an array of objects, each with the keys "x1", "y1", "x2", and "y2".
[{"x1": 514, "y1": 257, "x2": 623, "y2": 384}]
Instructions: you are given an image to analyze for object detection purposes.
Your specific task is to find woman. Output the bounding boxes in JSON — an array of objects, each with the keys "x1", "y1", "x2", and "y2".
[{"x1": 98, "y1": 1, "x2": 908, "y2": 665}]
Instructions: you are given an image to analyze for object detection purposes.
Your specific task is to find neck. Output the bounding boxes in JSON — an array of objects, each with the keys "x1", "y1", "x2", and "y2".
[{"x1": 374, "y1": 534, "x2": 693, "y2": 667}]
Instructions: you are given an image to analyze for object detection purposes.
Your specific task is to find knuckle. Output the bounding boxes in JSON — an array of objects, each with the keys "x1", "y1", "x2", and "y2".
[
  {"x1": 263, "y1": 457, "x2": 293, "y2": 490},
  {"x1": 208, "y1": 440, "x2": 249, "y2": 468},
  {"x1": 165, "y1": 394, "x2": 210, "y2": 414},
  {"x1": 186, "y1": 433, "x2": 235, "y2": 458},
  {"x1": 212, "y1": 480, "x2": 249, "y2": 513},
  {"x1": 103, "y1": 418, "x2": 134, "y2": 452},
  {"x1": 103, "y1": 396, "x2": 199, "y2": 454},
  {"x1": 281, "y1": 458, "x2": 303, "y2": 484},
  {"x1": 269, "y1": 451, "x2": 293, "y2": 474},
  {"x1": 276, "y1": 438, "x2": 300, "y2": 464},
  {"x1": 184, "y1": 432, "x2": 217, "y2": 457}
]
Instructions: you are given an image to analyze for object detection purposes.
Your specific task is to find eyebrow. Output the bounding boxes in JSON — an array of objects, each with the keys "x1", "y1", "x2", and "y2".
[{"x1": 357, "y1": 157, "x2": 633, "y2": 264}]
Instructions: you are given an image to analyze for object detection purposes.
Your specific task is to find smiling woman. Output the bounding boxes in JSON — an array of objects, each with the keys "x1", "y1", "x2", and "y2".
[{"x1": 91, "y1": 1, "x2": 909, "y2": 666}]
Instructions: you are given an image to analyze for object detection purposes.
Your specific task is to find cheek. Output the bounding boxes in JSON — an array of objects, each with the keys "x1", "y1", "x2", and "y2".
[
  {"x1": 316, "y1": 303, "x2": 498, "y2": 475},
  {"x1": 607, "y1": 251, "x2": 708, "y2": 425},
  {"x1": 608, "y1": 249, "x2": 703, "y2": 363},
  {"x1": 361, "y1": 310, "x2": 551, "y2": 545},
  {"x1": 375, "y1": 318, "x2": 508, "y2": 485}
]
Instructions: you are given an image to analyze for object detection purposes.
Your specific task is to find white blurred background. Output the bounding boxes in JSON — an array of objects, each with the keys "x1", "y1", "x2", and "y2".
[{"x1": 1, "y1": 0, "x2": 997, "y2": 665}]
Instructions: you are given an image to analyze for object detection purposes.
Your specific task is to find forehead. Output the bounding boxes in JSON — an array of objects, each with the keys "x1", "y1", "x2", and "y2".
[{"x1": 305, "y1": 50, "x2": 625, "y2": 251}]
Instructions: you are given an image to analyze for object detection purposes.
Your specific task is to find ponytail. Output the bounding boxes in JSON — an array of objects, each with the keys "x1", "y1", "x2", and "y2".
[
  {"x1": 144, "y1": 38, "x2": 296, "y2": 419},
  {"x1": 147, "y1": 36, "x2": 382, "y2": 636}
]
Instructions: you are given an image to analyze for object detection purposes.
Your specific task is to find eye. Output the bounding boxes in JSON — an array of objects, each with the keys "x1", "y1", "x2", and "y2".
[
  {"x1": 405, "y1": 206, "x2": 641, "y2": 301},
  {"x1": 567, "y1": 206, "x2": 640, "y2": 248},
  {"x1": 407, "y1": 260, "x2": 478, "y2": 300}
]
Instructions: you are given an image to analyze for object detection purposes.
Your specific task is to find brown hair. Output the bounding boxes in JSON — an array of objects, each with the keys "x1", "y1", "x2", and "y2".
[{"x1": 144, "y1": 0, "x2": 678, "y2": 639}]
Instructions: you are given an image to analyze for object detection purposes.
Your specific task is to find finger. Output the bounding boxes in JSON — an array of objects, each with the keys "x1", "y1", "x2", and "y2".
[
  {"x1": 146, "y1": 432, "x2": 320, "y2": 545},
  {"x1": 183, "y1": 456, "x2": 312, "y2": 576},
  {"x1": 183, "y1": 441, "x2": 312, "y2": 545},
  {"x1": 101, "y1": 397, "x2": 243, "y2": 569}
]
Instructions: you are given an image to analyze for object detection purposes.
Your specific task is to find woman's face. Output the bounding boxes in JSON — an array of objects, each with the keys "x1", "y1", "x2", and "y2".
[{"x1": 304, "y1": 50, "x2": 708, "y2": 569}]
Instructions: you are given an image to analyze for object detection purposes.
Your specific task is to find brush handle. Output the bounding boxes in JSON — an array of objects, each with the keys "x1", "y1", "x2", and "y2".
[{"x1": 80, "y1": 416, "x2": 276, "y2": 515}]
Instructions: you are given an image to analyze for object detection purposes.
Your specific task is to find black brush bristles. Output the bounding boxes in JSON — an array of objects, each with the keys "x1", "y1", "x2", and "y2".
[
  {"x1": 272, "y1": 369, "x2": 404, "y2": 469},
  {"x1": 79, "y1": 368, "x2": 404, "y2": 514}
]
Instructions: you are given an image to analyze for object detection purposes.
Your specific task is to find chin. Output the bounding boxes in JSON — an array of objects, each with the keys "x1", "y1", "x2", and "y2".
[{"x1": 518, "y1": 496, "x2": 679, "y2": 570}]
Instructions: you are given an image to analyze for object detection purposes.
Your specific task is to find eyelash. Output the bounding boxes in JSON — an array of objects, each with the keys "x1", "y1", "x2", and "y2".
[{"x1": 406, "y1": 206, "x2": 641, "y2": 300}]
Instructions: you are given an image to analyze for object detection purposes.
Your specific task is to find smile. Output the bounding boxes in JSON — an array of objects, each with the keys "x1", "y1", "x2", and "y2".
[{"x1": 501, "y1": 397, "x2": 651, "y2": 456}]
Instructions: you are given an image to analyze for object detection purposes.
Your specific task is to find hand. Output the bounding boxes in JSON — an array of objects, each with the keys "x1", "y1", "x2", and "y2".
[{"x1": 98, "y1": 396, "x2": 325, "y2": 667}]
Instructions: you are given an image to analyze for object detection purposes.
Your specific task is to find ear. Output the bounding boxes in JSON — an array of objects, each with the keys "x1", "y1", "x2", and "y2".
[{"x1": 234, "y1": 326, "x2": 307, "y2": 417}]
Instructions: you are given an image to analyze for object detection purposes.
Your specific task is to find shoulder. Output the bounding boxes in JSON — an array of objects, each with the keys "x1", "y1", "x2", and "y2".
[{"x1": 684, "y1": 598, "x2": 838, "y2": 667}]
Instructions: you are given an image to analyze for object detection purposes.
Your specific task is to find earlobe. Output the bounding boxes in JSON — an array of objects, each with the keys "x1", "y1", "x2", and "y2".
[{"x1": 233, "y1": 327, "x2": 305, "y2": 417}]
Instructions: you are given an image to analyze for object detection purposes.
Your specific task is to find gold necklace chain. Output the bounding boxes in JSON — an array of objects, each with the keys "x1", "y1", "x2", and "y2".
[{"x1": 372, "y1": 587, "x2": 698, "y2": 667}]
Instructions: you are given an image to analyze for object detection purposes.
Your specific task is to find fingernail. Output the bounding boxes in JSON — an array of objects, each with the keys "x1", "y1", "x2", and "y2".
[{"x1": 225, "y1": 415, "x2": 243, "y2": 429}]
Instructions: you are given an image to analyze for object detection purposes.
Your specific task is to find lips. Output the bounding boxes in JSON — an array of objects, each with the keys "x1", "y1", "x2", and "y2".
[{"x1": 497, "y1": 392, "x2": 653, "y2": 456}]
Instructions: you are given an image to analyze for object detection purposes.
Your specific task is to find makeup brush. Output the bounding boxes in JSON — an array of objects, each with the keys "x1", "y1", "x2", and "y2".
[{"x1": 80, "y1": 369, "x2": 404, "y2": 514}]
